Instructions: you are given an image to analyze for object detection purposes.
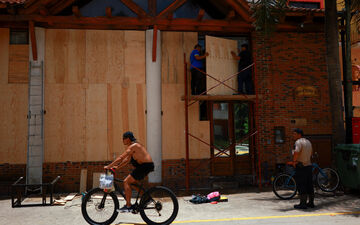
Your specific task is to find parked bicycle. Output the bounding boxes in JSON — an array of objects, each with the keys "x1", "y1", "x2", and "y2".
[
  {"x1": 81, "y1": 169, "x2": 179, "y2": 225},
  {"x1": 272, "y1": 163, "x2": 340, "y2": 200}
]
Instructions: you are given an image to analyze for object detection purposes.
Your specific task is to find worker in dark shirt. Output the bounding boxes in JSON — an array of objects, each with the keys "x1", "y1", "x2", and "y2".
[
  {"x1": 190, "y1": 44, "x2": 209, "y2": 95},
  {"x1": 231, "y1": 44, "x2": 254, "y2": 94}
]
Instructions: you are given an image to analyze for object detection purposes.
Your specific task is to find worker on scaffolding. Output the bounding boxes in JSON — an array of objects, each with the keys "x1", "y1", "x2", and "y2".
[
  {"x1": 231, "y1": 44, "x2": 254, "y2": 95},
  {"x1": 190, "y1": 44, "x2": 209, "y2": 95}
]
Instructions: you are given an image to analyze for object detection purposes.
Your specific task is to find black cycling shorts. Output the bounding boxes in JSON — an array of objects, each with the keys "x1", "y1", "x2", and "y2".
[{"x1": 131, "y1": 162, "x2": 154, "y2": 181}]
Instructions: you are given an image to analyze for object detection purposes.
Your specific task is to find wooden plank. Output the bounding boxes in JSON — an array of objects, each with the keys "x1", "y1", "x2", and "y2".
[
  {"x1": 8, "y1": 44, "x2": 29, "y2": 83},
  {"x1": 85, "y1": 30, "x2": 125, "y2": 84},
  {"x1": 45, "y1": 29, "x2": 86, "y2": 84},
  {"x1": 162, "y1": 84, "x2": 210, "y2": 160},
  {"x1": 49, "y1": 0, "x2": 76, "y2": 15},
  {"x1": 44, "y1": 84, "x2": 86, "y2": 162},
  {"x1": 206, "y1": 36, "x2": 238, "y2": 95},
  {"x1": 86, "y1": 84, "x2": 107, "y2": 161},
  {"x1": 29, "y1": 21, "x2": 37, "y2": 61},
  {"x1": 107, "y1": 84, "x2": 114, "y2": 160},
  {"x1": 124, "y1": 31, "x2": 145, "y2": 84},
  {"x1": 161, "y1": 31, "x2": 197, "y2": 84},
  {"x1": 72, "y1": 6, "x2": 81, "y2": 17},
  {"x1": 136, "y1": 83, "x2": 146, "y2": 145},
  {"x1": 92, "y1": 172, "x2": 101, "y2": 188},
  {"x1": 0, "y1": 84, "x2": 28, "y2": 164},
  {"x1": 181, "y1": 94, "x2": 256, "y2": 101},
  {"x1": 79, "y1": 169, "x2": 87, "y2": 193},
  {"x1": 226, "y1": 0, "x2": 251, "y2": 22},
  {"x1": 0, "y1": 28, "x2": 9, "y2": 84},
  {"x1": 64, "y1": 193, "x2": 77, "y2": 201}
]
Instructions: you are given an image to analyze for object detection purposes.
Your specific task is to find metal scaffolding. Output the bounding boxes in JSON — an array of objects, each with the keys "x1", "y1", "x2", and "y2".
[{"x1": 183, "y1": 53, "x2": 261, "y2": 190}]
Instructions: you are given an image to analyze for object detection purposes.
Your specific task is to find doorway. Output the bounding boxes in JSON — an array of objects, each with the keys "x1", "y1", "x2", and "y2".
[{"x1": 210, "y1": 101, "x2": 252, "y2": 176}]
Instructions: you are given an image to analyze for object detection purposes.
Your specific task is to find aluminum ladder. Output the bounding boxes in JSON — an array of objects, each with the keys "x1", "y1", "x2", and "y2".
[{"x1": 26, "y1": 61, "x2": 44, "y2": 193}]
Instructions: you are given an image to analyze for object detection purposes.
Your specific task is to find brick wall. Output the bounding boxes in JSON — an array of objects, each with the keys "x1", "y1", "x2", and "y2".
[
  {"x1": 0, "y1": 159, "x2": 211, "y2": 195},
  {"x1": 253, "y1": 32, "x2": 332, "y2": 172}
]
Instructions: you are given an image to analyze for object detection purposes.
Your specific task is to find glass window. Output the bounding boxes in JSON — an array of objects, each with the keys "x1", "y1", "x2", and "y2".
[{"x1": 234, "y1": 103, "x2": 249, "y2": 156}]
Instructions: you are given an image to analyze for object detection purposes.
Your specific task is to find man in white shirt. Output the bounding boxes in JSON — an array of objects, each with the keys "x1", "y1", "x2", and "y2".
[{"x1": 287, "y1": 128, "x2": 315, "y2": 209}]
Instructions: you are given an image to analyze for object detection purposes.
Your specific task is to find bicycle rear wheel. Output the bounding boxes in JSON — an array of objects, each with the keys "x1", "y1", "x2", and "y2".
[
  {"x1": 139, "y1": 186, "x2": 179, "y2": 225},
  {"x1": 316, "y1": 168, "x2": 340, "y2": 192},
  {"x1": 273, "y1": 173, "x2": 297, "y2": 200},
  {"x1": 81, "y1": 188, "x2": 119, "y2": 225}
]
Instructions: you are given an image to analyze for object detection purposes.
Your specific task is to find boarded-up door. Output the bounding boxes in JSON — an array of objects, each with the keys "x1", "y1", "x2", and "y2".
[{"x1": 206, "y1": 36, "x2": 238, "y2": 95}]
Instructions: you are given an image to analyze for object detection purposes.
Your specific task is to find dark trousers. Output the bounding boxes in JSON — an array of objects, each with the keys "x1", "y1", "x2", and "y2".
[
  {"x1": 237, "y1": 67, "x2": 254, "y2": 94},
  {"x1": 191, "y1": 68, "x2": 206, "y2": 95},
  {"x1": 295, "y1": 165, "x2": 314, "y2": 195}
]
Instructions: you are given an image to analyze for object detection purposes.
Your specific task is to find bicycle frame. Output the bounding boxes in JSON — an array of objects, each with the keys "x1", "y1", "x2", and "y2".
[
  {"x1": 98, "y1": 177, "x2": 147, "y2": 211},
  {"x1": 284, "y1": 163, "x2": 329, "y2": 187}
]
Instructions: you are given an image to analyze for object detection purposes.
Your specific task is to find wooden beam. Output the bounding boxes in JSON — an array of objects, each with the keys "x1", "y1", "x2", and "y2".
[
  {"x1": 148, "y1": 0, "x2": 156, "y2": 17},
  {"x1": 226, "y1": 0, "x2": 252, "y2": 22},
  {"x1": 106, "y1": 7, "x2": 112, "y2": 18},
  {"x1": 49, "y1": 0, "x2": 76, "y2": 15},
  {"x1": 0, "y1": 3, "x2": 6, "y2": 9},
  {"x1": 19, "y1": 0, "x2": 53, "y2": 15},
  {"x1": 156, "y1": 0, "x2": 187, "y2": 18},
  {"x1": 39, "y1": 6, "x2": 49, "y2": 16},
  {"x1": 197, "y1": 9, "x2": 205, "y2": 21},
  {"x1": 152, "y1": 25, "x2": 157, "y2": 62},
  {"x1": 72, "y1": 6, "x2": 81, "y2": 17},
  {"x1": 0, "y1": 15, "x2": 324, "y2": 32},
  {"x1": 181, "y1": 94, "x2": 257, "y2": 101},
  {"x1": 29, "y1": 21, "x2": 37, "y2": 61},
  {"x1": 119, "y1": 0, "x2": 147, "y2": 18},
  {"x1": 226, "y1": 10, "x2": 236, "y2": 21}
]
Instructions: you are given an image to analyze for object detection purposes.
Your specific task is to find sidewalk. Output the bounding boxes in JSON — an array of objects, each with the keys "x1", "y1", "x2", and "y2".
[{"x1": 0, "y1": 189, "x2": 359, "y2": 225}]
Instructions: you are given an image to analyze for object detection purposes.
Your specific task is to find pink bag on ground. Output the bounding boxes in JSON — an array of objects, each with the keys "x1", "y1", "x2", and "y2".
[{"x1": 207, "y1": 191, "x2": 220, "y2": 201}]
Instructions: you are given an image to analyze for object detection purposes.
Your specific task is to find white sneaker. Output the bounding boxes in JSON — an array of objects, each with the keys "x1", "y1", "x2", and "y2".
[{"x1": 117, "y1": 205, "x2": 133, "y2": 213}]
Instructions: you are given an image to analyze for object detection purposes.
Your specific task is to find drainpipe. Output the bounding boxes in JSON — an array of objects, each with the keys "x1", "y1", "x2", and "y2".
[{"x1": 146, "y1": 29, "x2": 162, "y2": 183}]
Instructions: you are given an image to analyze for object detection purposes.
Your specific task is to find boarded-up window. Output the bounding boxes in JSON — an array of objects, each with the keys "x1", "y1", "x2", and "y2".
[
  {"x1": 8, "y1": 45, "x2": 29, "y2": 83},
  {"x1": 10, "y1": 29, "x2": 29, "y2": 45}
]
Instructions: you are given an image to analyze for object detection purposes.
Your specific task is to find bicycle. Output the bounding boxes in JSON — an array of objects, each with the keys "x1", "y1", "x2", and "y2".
[
  {"x1": 272, "y1": 163, "x2": 340, "y2": 200},
  {"x1": 81, "y1": 169, "x2": 179, "y2": 225}
]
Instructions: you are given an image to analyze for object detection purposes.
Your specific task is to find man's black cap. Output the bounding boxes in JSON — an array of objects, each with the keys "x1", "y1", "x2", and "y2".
[{"x1": 123, "y1": 131, "x2": 136, "y2": 142}]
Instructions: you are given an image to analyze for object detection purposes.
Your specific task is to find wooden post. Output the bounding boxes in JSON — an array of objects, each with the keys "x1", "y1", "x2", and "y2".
[
  {"x1": 184, "y1": 53, "x2": 190, "y2": 191},
  {"x1": 29, "y1": 21, "x2": 37, "y2": 61},
  {"x1": 152, "y1": 25, "x2": 158, "y2": 62}
]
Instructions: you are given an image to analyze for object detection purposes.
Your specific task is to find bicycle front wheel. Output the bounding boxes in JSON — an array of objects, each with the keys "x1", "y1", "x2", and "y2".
[
  {"x1": 81, "y1": 188, "x2": 119, "y2": 225},
  {"x1": 139, "y1": 186, "x2": 179, "y2": 225},
  {"x1": 273, "y1": 173, "x2": 297, "y2": 200},
  {"x1": 316, "y1": 168, "x2": 340, "y2": 192}
]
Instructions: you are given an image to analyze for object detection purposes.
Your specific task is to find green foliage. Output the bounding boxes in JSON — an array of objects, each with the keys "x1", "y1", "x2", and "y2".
[{"x1": 251, "y1": 0, "x2": 287, "y2": 36}]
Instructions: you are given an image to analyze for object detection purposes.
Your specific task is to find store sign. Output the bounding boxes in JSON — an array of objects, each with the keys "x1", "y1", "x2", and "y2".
[{"x1": 294, "y1": 86, "x2": 319, "y2": 97}]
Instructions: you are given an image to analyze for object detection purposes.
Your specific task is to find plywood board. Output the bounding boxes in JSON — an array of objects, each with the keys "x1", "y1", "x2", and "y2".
[
  {"x1": 45, "y1": 29, "x2": 86, "y2": 84},
  {"x1": 85, "y1": 84, "x2": 108, "y2": 161},
  {"x1": 80, "y1": 169, "x2": 87, "y2": 193},
  {"x1": 0, "y1": 84, "x2": 28, "y2": 164},
  {"x1": 85, "y1": 30, "x2": 125, "y2": 84},
  {"x1": 0, "y1": 28, "x2": 9, "y2": 85},
  {"x1": 8, "y1": 44, "x2": 29, "y2": 83},
  {"x1": 44, "y1": 84, "x2": 86, "y2": 162},
  {"x1": 92, "y1": 172, "x2": 101, "y2": 188},
  {"x1": 206, "y1": 36, "x2": 238, "y2": 95},
  {"x1": 161, "y1": 32, "x2": 197, "y2": 84},
  {"x1": 124, "y1": 31, "x2": 145, "y2": 84},
  {"x1": 162, "y1": 84, "x2": 210, "y2": 160}
]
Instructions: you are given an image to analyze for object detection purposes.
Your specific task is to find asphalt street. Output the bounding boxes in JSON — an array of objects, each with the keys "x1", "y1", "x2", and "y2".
[{"x1": 0, "y1": 189, "x2": 359, "y2": 225}]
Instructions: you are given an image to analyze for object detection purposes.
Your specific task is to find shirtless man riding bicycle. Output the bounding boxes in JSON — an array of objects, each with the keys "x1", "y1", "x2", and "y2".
[{"x1": 104, "y1": 131, "x2": 154, "y2": 213}]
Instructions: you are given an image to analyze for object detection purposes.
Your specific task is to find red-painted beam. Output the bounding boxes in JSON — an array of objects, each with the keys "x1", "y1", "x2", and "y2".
[
  {"x1": 197, "y1": 9, "x2": 205, "y2": 21},
  {"x1": 106, "y1": 7, "x2": 112, "y2": 18},
  {"x1": 152, "y1": 25, "x2": 158, "y2": 62},
  {"x1": 226, "y1": 0, "x2": 252, "y2": 22},
  {"x1": 119, "y1": 0, "x2": 147, "y2": 18},
  {"x1": 29, "y1": 20, "x2": 37, "y2": 61},
  {"x1": 156, "y1": 0, "x2": 187, "y2": 18}
]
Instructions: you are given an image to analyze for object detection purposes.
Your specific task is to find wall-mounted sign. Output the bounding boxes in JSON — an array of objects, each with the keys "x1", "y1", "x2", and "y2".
[{"x1": 294, "y1": 86, "x2": 319, "y2": 97}]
